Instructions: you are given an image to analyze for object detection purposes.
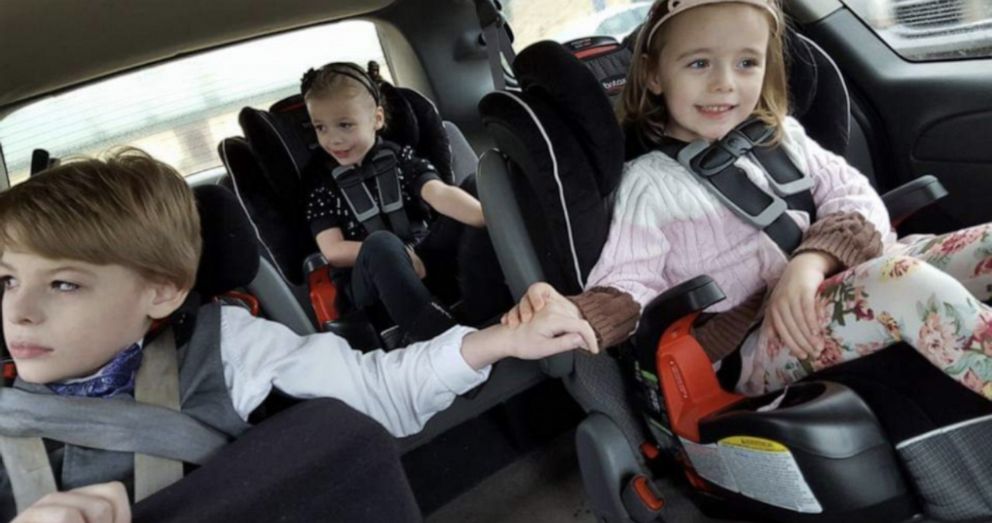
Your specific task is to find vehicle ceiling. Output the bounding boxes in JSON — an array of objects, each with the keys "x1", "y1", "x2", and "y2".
[{"x1": 0, "y1": 0, "x2": 394, "y2": 112}]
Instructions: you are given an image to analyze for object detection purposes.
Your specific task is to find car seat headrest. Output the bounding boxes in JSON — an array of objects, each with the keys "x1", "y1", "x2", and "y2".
[
  {"x1": 513, "y1": 40, "x2": 625, "y2": 196},
  {"x1": 193, "y1": 184, "x2": 259, "y2": 297},
  {"x1": 562, "y1": 36, "x2": 633, "y2": 101},
  {"x1": 239, "y1": 85, "x2": 455, "y2": 187}
]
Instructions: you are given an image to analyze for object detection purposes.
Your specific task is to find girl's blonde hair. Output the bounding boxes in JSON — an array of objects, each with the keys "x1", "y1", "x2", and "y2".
[
  {"x1": 619, "y1": 0, "x2": 789, "y2": 146},
  {"x1": 0, "y1": 147, "x2": 201, "y2": 289}
]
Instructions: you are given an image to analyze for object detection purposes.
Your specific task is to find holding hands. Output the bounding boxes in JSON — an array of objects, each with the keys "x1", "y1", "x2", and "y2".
[{"x1": 501, "y1": 282, "x2": 582, "y2": 327}]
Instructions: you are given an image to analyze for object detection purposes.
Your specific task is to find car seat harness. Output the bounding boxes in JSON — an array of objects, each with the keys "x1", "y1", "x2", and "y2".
[{"x1": 329, "y1": 147, "x2": 416, "y2": 242}]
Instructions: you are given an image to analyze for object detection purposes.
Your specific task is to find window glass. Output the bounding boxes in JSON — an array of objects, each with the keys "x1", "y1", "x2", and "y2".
[
  {"x1": 503, "y1": 0, "x2": 651, "y2": 50},
  {"x1": 843, "y1": 0, "x2": 992, "y2": 61},
  {"x1": 0, "y1": 21, "x2": 390, "y2": 185}
]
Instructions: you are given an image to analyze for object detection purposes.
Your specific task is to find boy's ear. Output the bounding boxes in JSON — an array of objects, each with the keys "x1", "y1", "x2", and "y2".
[
  {"x1": 373, "y1": 106, "x2": 385, "y2": 131},
  {"x1": 147, "y1": 281, "x2": 191, "y2": 320}
]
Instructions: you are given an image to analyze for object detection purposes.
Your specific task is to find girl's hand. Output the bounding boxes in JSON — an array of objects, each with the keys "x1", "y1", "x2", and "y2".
[
  {"x1": 462, "y1": 303, "x2": 599, "y2": 369},
  {"x1": 13, "y1": 482, "x2": 131, "y2": 523},
  {"x1": 405, "y1": 246, "x2": 427, "y2": 279},
  {"x1": 762, "y1": 252, "x2": 837, "y2": 359},
  {"x1": 501, "y1": 282, "x2": 580, "y2": 327}
]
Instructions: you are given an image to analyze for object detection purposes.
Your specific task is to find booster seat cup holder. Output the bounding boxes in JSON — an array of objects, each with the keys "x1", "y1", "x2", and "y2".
[{"x1": 480, "y1": 28, "x2": 984, "y2": 523}]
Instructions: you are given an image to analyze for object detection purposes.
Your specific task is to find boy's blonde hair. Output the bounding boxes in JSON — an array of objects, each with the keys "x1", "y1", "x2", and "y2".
[
  {"x1": 619, "y1": 0, "x2": 789, "y2": 145},
  {"x1": 0, "y1": 147, "x2": 201, "y2": 289}
]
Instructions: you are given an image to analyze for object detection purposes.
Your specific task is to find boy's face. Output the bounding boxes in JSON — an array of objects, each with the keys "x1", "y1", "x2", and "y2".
[
  {"x1": 307, "y1": 89, "x2": 385, "y2": 168},
  {"x1": 1, "y1": 250, "x2": 185, "y2": 384},
  {"x1": 647, "y1": 4, "x2": 770, "y2": 143}
]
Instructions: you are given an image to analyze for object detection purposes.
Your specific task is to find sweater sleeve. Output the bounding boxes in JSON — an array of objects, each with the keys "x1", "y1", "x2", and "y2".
[
  {"x1": 584, "y1": 153, "x2": 678, "y2": 308},
  {"x1": 567, "y1": 286, "x2": 640, "y2": 348},
  {"x1": 784, "y1": 117, "x2": 892, "y2": 265}
]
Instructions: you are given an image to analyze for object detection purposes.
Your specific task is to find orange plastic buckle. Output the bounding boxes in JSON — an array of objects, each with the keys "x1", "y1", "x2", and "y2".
[
  {"x1": 223, "y1": 290, "x2": 261, "y2": 317},
  {"x1": 640, "y1": 441, "x2": 660, "y2": 461},
  {"x1": 632, "y1": 475, "x2": 665, "y2": 512},
  {"x1": 656, "y1": 312, "x2": 744, "y2": 442},
  {"x1": 308, "y1": 266, "x2": 339, "y2": 325}
]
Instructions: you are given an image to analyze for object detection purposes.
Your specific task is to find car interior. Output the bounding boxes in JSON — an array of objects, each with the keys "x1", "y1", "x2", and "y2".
[{"x1": 2, "y1": 0, "x2": 992, "y2": 521}]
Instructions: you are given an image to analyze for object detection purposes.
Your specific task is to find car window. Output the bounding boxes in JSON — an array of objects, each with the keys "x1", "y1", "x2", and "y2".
[
  {"x1": 504, "y1": 0, "x2": 651, "y2": 50},
  {"x1": 843, "y1": 0, "x2": 992, "y2": 61},
  {"x1": 0, "y1": 21, "x2": 390, "y2": 186}
]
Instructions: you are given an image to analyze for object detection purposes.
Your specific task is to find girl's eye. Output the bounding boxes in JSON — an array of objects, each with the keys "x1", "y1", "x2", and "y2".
[
  {"x1": 313, "y1": 124, "x2": 326, "y2": 133},
  {"x1": 739, "y1": 58, "x2": 761, "y2": 68},
  {"x1": 339, "y1": 122, "x2": 354, "y2": 130},
  {"x1": 0, "y1": 276, "x2": 15, "y2": 290},
  {"x1": 688, "y1": 59, "x2": 709, "y2": 69},
  {"x1": 51, "y1": 281, "x2": 79, "y2": 292}
]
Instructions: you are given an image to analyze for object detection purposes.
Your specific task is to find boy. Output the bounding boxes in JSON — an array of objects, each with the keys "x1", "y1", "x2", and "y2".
[{"x1": 0, "y1": 148, "x2": 597, "y2": 521}]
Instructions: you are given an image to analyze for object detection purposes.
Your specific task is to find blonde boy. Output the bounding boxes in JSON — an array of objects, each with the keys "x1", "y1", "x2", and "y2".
[{"x1": 0, "y1": 148, "x2": 596, "y2": 521}]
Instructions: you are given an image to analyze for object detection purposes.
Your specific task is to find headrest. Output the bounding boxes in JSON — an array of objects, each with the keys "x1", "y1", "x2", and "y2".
[
  {"x1": 562, "y1": 36, "x2": 632, "y2": 101},
  {"x1": 239, "y1": 84, "x2": 454, "y2": 187},
  {"x1": 513, "y1": 40, "x2": 625, "y2": 196},
  {"x1": 193, "y1": 184, "x2": 259, "y2": 297}
]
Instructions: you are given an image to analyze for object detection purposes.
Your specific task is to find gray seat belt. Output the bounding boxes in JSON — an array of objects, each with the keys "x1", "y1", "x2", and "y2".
[
  {"x1": 0, "y1": 327, "x2": 224, "y2": 512},
  {"x1": 331, "y1": 148, "x2": 413, "y2": 241},
  {"x1": 475, "y1": 0, "x2": 516, "y2": 91}
]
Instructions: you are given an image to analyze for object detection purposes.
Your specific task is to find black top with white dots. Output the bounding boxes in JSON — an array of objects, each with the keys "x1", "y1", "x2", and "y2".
[{"x1": 303, "y1": 139, "x2": 440, "y2": 242}]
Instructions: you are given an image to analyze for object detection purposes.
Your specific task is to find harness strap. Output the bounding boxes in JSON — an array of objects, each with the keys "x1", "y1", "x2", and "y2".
[
  {"x1": 331, "y1": 148, "x2": 413, "y2": 241},
  {"x1": 133, "y1": 327, "x2": 183, "y2": 502},
  {"x1": 661, "y1": 119, "x2": 816, "y2": 255}
]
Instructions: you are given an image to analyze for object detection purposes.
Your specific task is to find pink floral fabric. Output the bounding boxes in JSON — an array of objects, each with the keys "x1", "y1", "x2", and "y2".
[{"x1": 740, "y1": 223, "x2": 992, "y2": 400}]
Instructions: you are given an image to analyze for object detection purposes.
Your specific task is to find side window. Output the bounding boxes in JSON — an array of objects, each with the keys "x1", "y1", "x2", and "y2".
[
  {"x1": 0, "y1": 21, "x2": 390, "y2": 186},
  {"x1": 503, "y1": 0, "x2": 651, "y2": 50},
  {"x1": 844, "y1": 0, "x2": 992, "y2": 61}
]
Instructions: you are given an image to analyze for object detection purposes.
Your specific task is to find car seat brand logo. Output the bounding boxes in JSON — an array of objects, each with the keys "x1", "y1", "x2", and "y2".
[{"x1": 601, "y1": 75, "x2": 626, "y2": 94}]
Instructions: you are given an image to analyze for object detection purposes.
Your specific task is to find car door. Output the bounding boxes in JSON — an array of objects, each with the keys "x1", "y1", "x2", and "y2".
[{"x1": 794, "y1": 0, "x2": 992, "y2": 235}]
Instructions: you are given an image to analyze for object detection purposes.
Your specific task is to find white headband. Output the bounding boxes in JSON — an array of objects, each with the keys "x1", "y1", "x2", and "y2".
[{"x1": 643, "y1": 0, "x2": 781, "y2": 51}]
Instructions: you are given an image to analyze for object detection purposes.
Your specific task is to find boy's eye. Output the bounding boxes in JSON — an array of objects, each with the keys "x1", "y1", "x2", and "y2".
[
  {"x1": 313, "y1": 124, "x2": 326, "y2": 133},
  {"x1": 688, "y1": 59, "x2": 709, "y2": 69},
  {"x1": 339, "y1": 122, "x2": 354, "y2": 130},
  {"x1": 0, "y1": 276, "x2": 15, "y2": 290},
  {"x1": 51, "y1": 281, "x2": 79, "y2": 292}
]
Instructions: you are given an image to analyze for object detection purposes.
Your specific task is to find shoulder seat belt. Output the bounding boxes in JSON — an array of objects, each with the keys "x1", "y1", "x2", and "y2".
[
  {"x1": 659, "y1": 118, "x2": 817, "y2": 254},
  {"x1": 330, "y1": 148, "x2": 413, "y2": 241},
  {"x1": 0, "y1": 327, "x2": 227, "y2": 512}
]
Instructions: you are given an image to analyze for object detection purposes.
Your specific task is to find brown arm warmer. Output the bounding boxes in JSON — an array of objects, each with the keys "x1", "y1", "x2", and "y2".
[
  {"x1": 792, "y1": 212, "x2": 883, "y2": 269},
  {"x1": 567, "y1": 286, "x2": 640, "y2": 348}
]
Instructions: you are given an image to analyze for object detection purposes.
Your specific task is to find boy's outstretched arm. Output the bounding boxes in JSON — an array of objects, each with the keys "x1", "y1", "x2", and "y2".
[{"x1": 461, "y1": 305, "x2": 598, "y2": 370}]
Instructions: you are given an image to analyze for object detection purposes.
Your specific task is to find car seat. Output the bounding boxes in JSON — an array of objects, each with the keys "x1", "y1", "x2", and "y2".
[
  {"x1": 218, "y1": 79, "x2": 550, "y2": 451},
  {"x1": 477, "y1": 35, "x2": 992, "y2": 523}
]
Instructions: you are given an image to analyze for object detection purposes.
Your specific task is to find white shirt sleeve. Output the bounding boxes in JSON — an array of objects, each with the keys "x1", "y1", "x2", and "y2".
[{"x1": 218, "y1": 306, "x2": 490, "y2": 437}]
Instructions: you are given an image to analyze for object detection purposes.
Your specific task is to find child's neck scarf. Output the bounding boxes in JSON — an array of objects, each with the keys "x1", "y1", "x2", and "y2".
[{"x1": 47, "y1": 342, "x2": 144, "y2": 398}]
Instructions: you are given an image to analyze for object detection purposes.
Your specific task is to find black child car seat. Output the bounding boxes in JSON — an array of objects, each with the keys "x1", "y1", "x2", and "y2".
[{"x1": 477, "y1": 35, "x2": 992, "y2": 523}]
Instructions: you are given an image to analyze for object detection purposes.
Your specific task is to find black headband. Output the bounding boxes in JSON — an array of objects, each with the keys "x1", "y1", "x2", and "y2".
[{"x1": 300, "y1": 62, "x2": 381, "y2": 105}]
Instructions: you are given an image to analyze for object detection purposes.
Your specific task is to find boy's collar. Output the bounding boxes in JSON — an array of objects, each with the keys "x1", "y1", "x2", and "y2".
[{"x1": 47, "y1": 341, "x2": 144, "y2": 398}]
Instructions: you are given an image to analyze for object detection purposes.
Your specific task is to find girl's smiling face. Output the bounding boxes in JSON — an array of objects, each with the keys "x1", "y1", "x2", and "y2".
[
  {"x1": 646, "y1": 3, "x2": 771, "y2": 142},
  {"x1": 307, "y1": 86, "x2": 385, "y2": 167}
]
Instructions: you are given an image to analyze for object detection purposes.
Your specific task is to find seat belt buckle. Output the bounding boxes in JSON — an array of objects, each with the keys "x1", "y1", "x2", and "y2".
[{"x1": 677, "y1": 141, "x2": 787, "y2": 228}]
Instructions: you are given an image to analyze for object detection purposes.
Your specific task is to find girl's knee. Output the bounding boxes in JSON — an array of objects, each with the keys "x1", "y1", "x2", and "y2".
[{"x1": 357, "y1": 231, "x2": 406, "y2": 265}]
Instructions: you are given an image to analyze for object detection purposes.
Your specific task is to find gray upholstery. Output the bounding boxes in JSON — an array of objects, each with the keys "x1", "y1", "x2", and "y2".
[{"x1": 444, "y1": 121, "x2": 478, "y2": 186}]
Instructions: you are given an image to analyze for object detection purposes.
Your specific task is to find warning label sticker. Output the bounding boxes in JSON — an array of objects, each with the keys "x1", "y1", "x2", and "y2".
[{"x1": 679, "y1": 436, "x2": 822, "y2": 514}]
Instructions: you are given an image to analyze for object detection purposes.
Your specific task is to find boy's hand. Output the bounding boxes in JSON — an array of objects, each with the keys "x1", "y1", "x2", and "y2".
[
  {"x1": 762, "y1": 252, "x2": 837, "y2": 359},
  {"x1": 462, "y1": 305, "x2": 598, "y2": 370},
  {"x1": 501, "y1": 282, "x2": 580, "y2": 327},
  {"x1": 13, "y1": 482, "x2": 131, "y2": 523},
  {"x1": 405, "y1": 246, "x2": 427, "y2": 280}
]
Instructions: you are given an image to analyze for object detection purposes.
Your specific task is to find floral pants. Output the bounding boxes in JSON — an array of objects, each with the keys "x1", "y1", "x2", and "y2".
[{"x1": 740, "y1": 223, "x2": 992, "y2": 400}]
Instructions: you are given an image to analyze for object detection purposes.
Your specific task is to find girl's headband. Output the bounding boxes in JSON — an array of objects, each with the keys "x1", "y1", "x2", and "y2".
[
  {"x1": 643, "y1": 0, "x2": 780, "y2": 52},
  {"x1": 300, "y1": 62, "x2": 381, "y2": 105}
]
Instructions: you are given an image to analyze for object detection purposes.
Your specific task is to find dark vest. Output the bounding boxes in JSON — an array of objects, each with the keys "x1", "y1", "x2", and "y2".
[{"x1": 0, "y1": 302, "x2": 249, "y2": 520}]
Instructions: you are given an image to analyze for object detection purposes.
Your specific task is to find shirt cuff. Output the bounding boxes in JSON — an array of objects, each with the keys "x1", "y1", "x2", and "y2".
[{"x1": 427, "y1": 325, "x2": 490, "y2": 394}]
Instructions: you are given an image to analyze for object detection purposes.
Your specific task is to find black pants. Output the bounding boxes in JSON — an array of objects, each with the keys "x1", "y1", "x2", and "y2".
[
  {"x1": 133, "y1": 399, "x2": 421, "y2": 523},
  {"x1": 349, "y1": 178, "x2": 512, "y2": 342}
]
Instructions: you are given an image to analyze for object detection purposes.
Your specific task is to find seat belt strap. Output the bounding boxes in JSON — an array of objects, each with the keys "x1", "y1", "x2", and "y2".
[
  {"x1": 663, "y1": 118, "x2": 816, "y2": 255},
  {"x1": 475, "y1": 0, "x2": 516, "y2": 91},
  {"x1": 133, "y1": 327, "x2": 183, "y2": 502},
  {"x1": 0, "y1": 436, "x2": 57, "y2": 513}
]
